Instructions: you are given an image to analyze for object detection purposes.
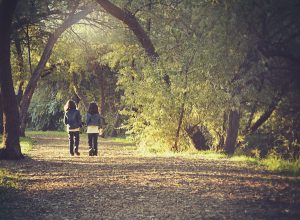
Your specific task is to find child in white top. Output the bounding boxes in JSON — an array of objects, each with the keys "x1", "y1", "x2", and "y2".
[{"x1": 86, "y1": 102, "x2": 102, "y2": 156}]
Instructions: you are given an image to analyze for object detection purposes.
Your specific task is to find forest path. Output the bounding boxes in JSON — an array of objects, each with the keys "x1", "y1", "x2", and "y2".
[{"x1": 0, "y1": 132, "x2": 300, "y2": 220}]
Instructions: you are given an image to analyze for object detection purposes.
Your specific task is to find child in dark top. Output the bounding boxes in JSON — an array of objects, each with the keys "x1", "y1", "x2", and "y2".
[
  {"x1": 86, "y1": 102, "x2": 102, "y2": 156},
  {"x1": 64, "y1": 100, "x2": 82, "y2": 156}
]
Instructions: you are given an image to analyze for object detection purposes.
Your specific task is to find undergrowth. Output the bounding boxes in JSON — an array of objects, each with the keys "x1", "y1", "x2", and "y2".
[
  {"x1": 261, "y1": 156, "x2": 300, "y2": 176},
  {"x1": 138, "y1": 144, "x2": 300, "y2": 176}
]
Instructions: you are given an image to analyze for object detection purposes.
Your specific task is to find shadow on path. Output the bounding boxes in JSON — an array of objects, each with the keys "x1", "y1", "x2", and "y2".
[{"x1": 0, "y1": 133, "x2": 299, "y2": 219}]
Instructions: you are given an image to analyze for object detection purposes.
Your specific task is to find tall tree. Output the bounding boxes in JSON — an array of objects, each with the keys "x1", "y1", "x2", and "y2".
[
  {"x1": 0, "y1": 0, "x2": 23, "y2": 159},
  {"x1": 224, "y1": 110, "x2": 240, "y2": 155}
]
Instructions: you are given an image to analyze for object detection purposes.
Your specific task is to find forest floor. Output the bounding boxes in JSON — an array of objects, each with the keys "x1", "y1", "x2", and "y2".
[{"x1": 0, "y1": 132, "x2": 300, "y2": 220}]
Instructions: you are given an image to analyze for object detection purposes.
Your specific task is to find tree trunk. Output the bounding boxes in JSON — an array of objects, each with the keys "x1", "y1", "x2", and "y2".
[
  {"x1": 0, "y1": 94, "x2": 3, "y2": 134},
  {"x1": 96, "y1": 65, "x2": 106, "y2": 115},
  {"x1": 110, "y1": 113, "x2": 121, "y2": 137},
  {"x1": 14, "y1": 31, "x2": 25, "y2": 76},
  {"x1": 72, "y1": 73, "x2": 89, "y2": 110},
  {"x1": 19, "y1": 7, "x2": 92, "y2": 136},
  {"x1": 0, "y1": 0, "x2": 24, "y2": 160},
  {"x1": 146, "y1": 0, "x2": 152, "y2": 33},
  {"x1": 224, "y1": 110, "x2": 240, "y2": 155},
  {"x1": 172, "y1": 103, "x2": 185, "y2": 151},
  {"x1": 217, "y1": 111, "x2": 227, "y2": 150},
  {"x1": 248, "y1": 83, "x2": 287, "y2": 134},
  {"x1": 249, "y1": 102, "x2": 277, "y2": 134},
  {"x1": 25, "y1": 23, "x2": 33, "y2": 75}
]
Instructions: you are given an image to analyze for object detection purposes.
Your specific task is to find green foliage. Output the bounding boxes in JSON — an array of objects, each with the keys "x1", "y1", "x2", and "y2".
[
  {"x1": 28, "y1": 81, "x2": 65, "y2": 131},
  {"x1": 237, "y1": 90, "x2": 300, "y2": 160},
  {"x1": 104, "y1": 0, "x2": 249, "y2": 152}
]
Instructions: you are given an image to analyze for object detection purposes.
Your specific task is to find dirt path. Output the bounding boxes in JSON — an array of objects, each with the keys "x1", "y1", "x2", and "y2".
[{"x1": 1, "y1": 133, "x2": 300, "y2": 220}]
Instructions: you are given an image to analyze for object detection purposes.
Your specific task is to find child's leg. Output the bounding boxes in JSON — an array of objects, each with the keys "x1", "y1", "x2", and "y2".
[
  {"x1": 68, "y1": 132, "x2": 74, "y2": 155},
  {"x1": 93, "y1": 134, "x2": 98, "y2": 156},
  {"x1": 88, "y1": 133, "x2": 93, "y2": 156},
  {"x1": 74, "y1": 131, "x2": 80, "y2": 155}
]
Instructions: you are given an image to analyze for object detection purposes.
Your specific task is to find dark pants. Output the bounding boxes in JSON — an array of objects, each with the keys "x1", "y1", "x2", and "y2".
[
  {"x1": 88, "y1": 133, "x2": 98, "y2": 156},
  {"x1": 68, "y1": 131, "x2": 80, "y2": 155}
]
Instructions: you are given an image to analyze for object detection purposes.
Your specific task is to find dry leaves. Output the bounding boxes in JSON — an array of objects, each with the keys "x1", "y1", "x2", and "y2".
[{"x1": 0, "y1": 133, "x2": 299, "y2": 219}]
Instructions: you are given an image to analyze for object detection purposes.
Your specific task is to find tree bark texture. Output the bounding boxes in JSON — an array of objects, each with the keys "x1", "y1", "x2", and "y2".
[
  {"x1": 224, "y1": 110, "x2": 240, "y2": 155},
  {"x1": 0, "y1": 0, "x2": 24, "y2": 159},
  {"x1": 19, "y1": 7, "x2": 92, "y2": 136},
  {"x1": 0, "y1": 94, "x2": 3, "y2": 134}
]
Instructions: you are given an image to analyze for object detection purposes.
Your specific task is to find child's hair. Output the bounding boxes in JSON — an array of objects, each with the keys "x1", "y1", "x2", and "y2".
[
  {"x1": 88, "y1": 102, "x2": 99, "y2": 115},
  {"x1": 64, "y1": 100, "x2": 77, "y2": 112}
]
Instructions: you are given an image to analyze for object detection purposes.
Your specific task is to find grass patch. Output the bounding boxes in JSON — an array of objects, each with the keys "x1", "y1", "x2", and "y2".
[
  {"x1": 262, "y1": 156, "x2": 300, "y2": 176},
  {"x1": 20, "y1": 136, "x2": 34, "y2": 154},
  {"x1": 229, "y1": 155, "x2": 260, "y2": 166},
  {"x1": 0, "y1": 169, "x2": 18, "y2": 189},
  {"x1": 138, "y1": 145, "x2": 300, "y2": 176},
  {"x1": 105, "y1": 136, "x2": 135, "y2": 144},
  {"x1": 26, "y1": 130, "x2": 67, "y2": 137},
  {"x1": 138, "y1": 147, "x2": 228, "y2": 159},
  {"x1": 229, "y1": 154, "x2": 300, "y2": 176},
  {"x1": 0, "y1": 135, "x2": 34, "y2": 155}
]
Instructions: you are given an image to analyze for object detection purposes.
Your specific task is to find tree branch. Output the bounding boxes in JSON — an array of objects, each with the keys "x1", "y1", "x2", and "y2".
[{"x1": 96, "y1": 0, "x2": 158, "y2": 59}]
